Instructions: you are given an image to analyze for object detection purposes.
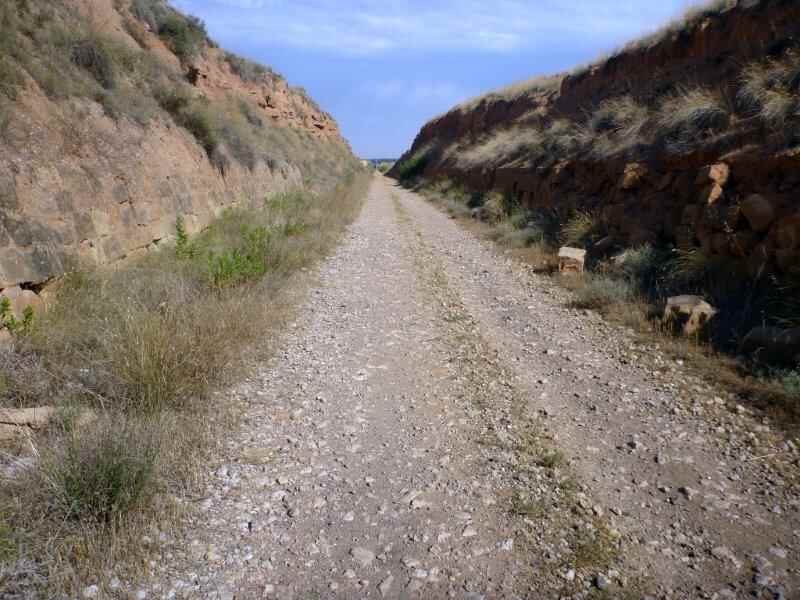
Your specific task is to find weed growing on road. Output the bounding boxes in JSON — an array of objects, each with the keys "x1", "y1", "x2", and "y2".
[{"x1": 393, "y1": 193, "x2": 625, "y2": 594}]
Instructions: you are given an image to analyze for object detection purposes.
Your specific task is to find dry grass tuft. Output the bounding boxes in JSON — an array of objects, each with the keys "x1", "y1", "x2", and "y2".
[
  {"x1": 656, "y1": 87, "x2": 730, "y2": 152},
  {"x1": 739, "y1": 51, "x2": 800, "y2": 128},
  {"x1": 585, "y1": 96, "x2": 650, "y2": 158},
  {"x1": 455, "y1": 74, "x2": 563, "y2": 113}
]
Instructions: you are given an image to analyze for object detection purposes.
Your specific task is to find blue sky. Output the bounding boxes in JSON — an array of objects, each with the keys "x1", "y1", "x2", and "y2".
[{"x1": 173, "y1": 0, "x2": 704, "y2": 158}]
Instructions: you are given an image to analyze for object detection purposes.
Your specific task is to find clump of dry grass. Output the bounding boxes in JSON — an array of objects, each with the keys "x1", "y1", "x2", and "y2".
[
  {"x1": 739, "y1": 51, "x2": 800, "y2": 128},
  {"x1": 560, "y1": 211, "x2": 606, "y2": 248},
  {"x1": 656, "y1": 86, "x2": 730, "y2": 152},
  {"x1": 455, "y1": 74, "x2": 563, "y2": 113},
  {"x1": 584, "y1": 96, "x2": 650, "y2": 158},
  {"x1": 0, "y1": 173, "x2": 371, "y2": 597},
  {"x1": 459, "y1": 128, "x2": 545, "y2": 169}
]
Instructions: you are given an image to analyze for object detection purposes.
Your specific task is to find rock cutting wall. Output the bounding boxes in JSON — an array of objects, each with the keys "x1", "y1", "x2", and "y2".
[
  {"x1": 0, "y1": 0, "x2": 354, "y2": 291},
  {"x1": 393, "y1": 0, "x2": 800, "y2": 278}
]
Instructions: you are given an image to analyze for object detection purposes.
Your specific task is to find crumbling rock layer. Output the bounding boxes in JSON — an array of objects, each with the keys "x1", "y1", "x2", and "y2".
[
  {"x1": 393, "y1": 0, "x2": 800, "y2": 276},
  {"x1": 0, "y1": 0, "x2": 353, "y2": 291}
]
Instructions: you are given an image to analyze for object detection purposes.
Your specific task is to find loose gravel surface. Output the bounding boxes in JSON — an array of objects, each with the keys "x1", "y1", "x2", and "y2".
[{"x1": 145, "y1": 177, "x2": 800, "y2": 600}]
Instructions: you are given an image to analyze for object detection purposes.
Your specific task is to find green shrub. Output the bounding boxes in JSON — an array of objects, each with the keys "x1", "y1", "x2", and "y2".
[
  {"x1": 0, "y1": 297, "x2": 34, "y2": 336},
  {"x1": 174, "y1": 215, "x2": 197, "y2": 259},
  {"x1": 154, "y1": 83, "x2": 191, "y2": 115},
  {"x1": 207, "y1": 225, "x2": 270, "y2": 288},
  {"x1": 155, "y1": 86, "x2": 219, "y2": 156},
  {"x1": 396, "y1": 148, "x2": 430, "y2": 181},
  {"x1": 572, "y1": 275, "x2": 634, "y2": 309},
  {"x1": 156, "y1": 10, "x2": 206, "y2": 62},
  {"x1": 131, "y1": 0, "x2": 207, "y2": 60},
  {"x1": 45, "y1": 418, "x2": 157, "y2": 522},
  {"x1": 238, "y1": 98, "x2": 263, "y2": 128},
  {"x1": 180, "y1": 106, "x2": 217, "y2": 154}
]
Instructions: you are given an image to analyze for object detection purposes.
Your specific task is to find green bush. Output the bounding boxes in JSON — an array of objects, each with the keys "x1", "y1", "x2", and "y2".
[
  {"x1": 174, "y1": 215, "x2": 197, "y2": 259},
  {"x1": 0, "y1": 297, "x2": 34, "y2": 336},
  {"x1": 396, "y1": 149, "x2": 429, "y2": 181},
  {"x1": 130, "y1": 0, "x2": 162, "y2": 32},
  {"x1": 207, "y1": 225, "x2": 270, "y2": 288},
  {"x1": 46, "y1": 419, "x2": 157, "y2": 522},
  {"x1": 155, "y1": 86, "x2": 219, "y2": 156},
  {"x1": 156, "y1": 11, "x2": 206, "y2": 62}
]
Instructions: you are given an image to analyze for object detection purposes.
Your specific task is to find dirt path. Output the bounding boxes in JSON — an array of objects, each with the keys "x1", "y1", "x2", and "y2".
[{"x1": 147, "y1": 177, "x2": 799, "y2": 600}]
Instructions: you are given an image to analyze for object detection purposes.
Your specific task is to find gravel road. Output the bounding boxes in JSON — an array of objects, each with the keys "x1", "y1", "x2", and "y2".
[{"x1": 146, "y1": 176, "x2": 800, "y2": 600}]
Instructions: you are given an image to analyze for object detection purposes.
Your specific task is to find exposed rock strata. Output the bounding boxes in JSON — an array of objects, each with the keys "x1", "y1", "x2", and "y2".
[{"x1": 392, "y1": 0, "x2": 800, "y2": 277}]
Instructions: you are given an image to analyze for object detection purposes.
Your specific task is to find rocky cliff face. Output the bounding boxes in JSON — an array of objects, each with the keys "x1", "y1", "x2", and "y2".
[
  {"x1": 393, "y1": 0, "x2": 800, "y2": 280},
  {"x1": 0, "y1": 0, "x2": 356, "y2": 292}
]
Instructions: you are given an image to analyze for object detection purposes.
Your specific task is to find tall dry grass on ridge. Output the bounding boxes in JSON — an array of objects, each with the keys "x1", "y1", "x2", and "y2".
[{"x1": 0, "y1": 172, "x2": 371, "y2": 597}]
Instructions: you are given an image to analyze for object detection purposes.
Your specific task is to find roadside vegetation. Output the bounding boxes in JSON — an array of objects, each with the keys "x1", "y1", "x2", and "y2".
[
  {"x1": 416, "y1": 177, "x2": 800, "y2": 426},
  {"x1": 0, "y1": 173, "x2": 370, "y2": 596}
]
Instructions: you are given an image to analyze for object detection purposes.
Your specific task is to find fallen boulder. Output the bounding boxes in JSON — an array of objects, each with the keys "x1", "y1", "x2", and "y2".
[
  {"x1": 558, "y1": 247, "x2": 586, "y2": 274},
  {"x1": 663, "y1": 296, "x2": 717, "y2": 336}
]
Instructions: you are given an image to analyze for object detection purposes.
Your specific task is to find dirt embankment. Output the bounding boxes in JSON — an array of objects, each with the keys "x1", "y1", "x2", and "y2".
[
  {"x1": 392, "y1": 0, "x2": 800, "y2": 278},
  {"x1": 0, "y1": 0, "x2": 355, "y2": 299}
]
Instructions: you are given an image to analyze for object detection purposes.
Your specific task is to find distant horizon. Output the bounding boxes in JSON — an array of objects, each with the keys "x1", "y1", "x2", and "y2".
[{"x1": 174, "y1": 1, "x2": 710, "y2": 158}]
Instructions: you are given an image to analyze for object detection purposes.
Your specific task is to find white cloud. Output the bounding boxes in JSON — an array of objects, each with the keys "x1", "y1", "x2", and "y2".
[
  {"x1": 174, "y1": 0, "x2": 689, "y2": 56},
  {"x1": 360, "y1": 79, "x2": 469, "y2": 106}
]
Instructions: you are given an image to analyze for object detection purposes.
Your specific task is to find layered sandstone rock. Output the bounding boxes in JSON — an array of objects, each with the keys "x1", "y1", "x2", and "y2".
[
  {"x1": 0, "y1": 0, "x2": 354, "y2": 296},
  {"x1": 392, "y1": 0, "x2": 800, "y2": 278}
]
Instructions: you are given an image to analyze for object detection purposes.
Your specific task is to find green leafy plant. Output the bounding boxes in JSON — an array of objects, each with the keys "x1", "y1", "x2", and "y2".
[
  {"x1": 156, "y1": 11, "x2": 207, "y2": 62},
  {"x1": 207, "y1": 224, "x2": 271, "y2": 288},
  {"x1": 396, "y1": 148, "x2": 430, "y2": 181},
  {"x1": 174, "y1": 215, "x2": 197, "y2": 259},
  {"x1": 0, "y1": 297, "x2": 34, "y2": 336}
]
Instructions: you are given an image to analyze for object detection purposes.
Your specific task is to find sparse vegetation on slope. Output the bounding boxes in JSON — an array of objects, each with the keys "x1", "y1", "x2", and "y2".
[
  {"x1": 0, "y1": 173, "x2": 370, "y2": 596},
  {"x1": 418, "y1": 177, "x2": 800, "y2": 428},
  {"x1": 0, "y1": 0, "x2": 354, "y2": 184}
]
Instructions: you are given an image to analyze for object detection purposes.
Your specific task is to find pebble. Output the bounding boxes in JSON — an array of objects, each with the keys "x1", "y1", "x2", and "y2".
[{"x1": 350, "y1": 547, "x2": 376, "y2": 567}]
